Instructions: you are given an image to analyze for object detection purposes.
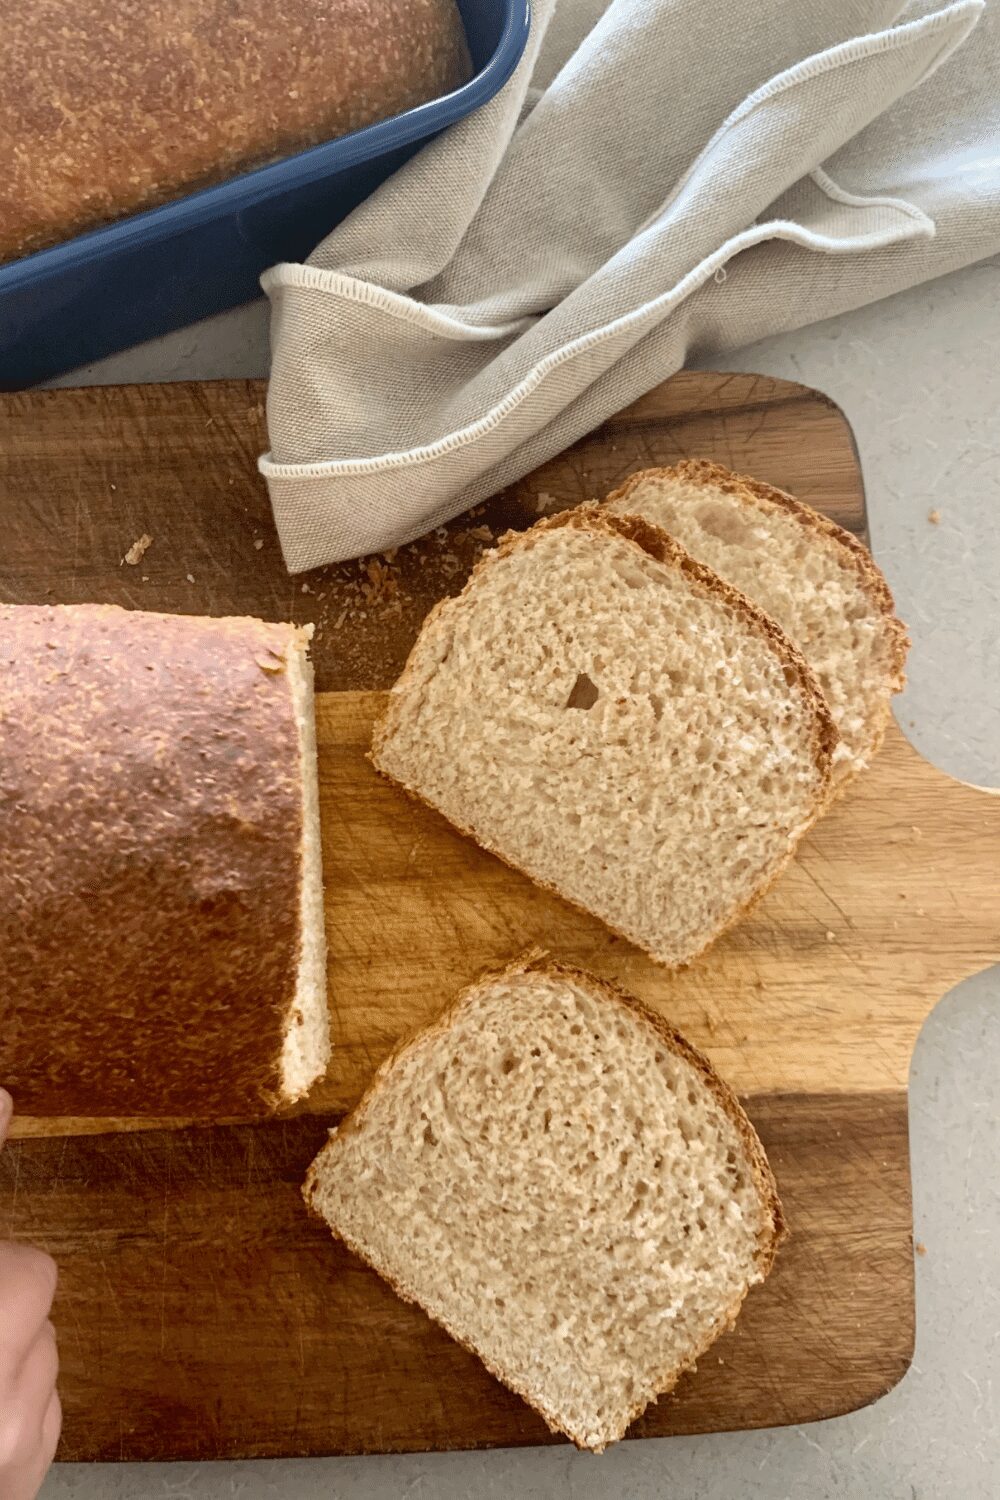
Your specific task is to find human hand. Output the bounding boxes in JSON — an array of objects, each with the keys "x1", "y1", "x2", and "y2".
[{"x1": 0, "y1": 1090, "x2": 60, "y2": 1500}]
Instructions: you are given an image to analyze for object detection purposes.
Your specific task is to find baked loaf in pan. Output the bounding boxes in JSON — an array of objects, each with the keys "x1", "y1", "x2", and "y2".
[
  {"x1": 1, "y1": 0, "x2": 471, "y2": 264},
  {"x1": 0, "y1": 603, "x2": 329, "y2": 1117}
]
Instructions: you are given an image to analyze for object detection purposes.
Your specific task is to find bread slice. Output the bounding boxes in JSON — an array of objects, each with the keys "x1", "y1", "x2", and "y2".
[
  {"x1": 372, "y1": 507, "x2": 837, "y2": 967},
  {"x1": 0, "y1": 603, "x2": 330, "y2": 1117},
  {"x1": 305, "y1": 952, "x2": 785, "y2": 1452},
  {"x1": 604, "y1": 461, "x2": 908, "y2": 782}
]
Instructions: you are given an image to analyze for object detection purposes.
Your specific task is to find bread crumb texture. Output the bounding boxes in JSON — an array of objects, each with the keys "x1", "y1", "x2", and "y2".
[
  {"x1": 605, "y1": 460, "x2": 908, "y2": 781},
  {"x1": 306, "y1": 956, "x2": 782, "y2": 1450},
  {"x1": 374, "y1": 511, "x2": 834, "y2": 966}
]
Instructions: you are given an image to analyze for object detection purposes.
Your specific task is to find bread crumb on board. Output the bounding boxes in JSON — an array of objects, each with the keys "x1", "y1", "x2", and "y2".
[
  {"x1": 360, "y1": 557, "x2": 401, "y2": 610},
  {"x1": 535, "y1": 490, "x2": 561, "y2": 515},
  {"x1": 308, "y1": 509, "x2": 505, "y2": 686},
  {"x1": 254, "y1": 538, "x2": 264, "y2": 550},
  {"x1": 122, "y1": 533, "x2": 153, "y2": 566},
  {"x1": 254, "y1": 648, "x2": 286, "y2": 675},
  {"x1": 928, "y1": 508, "x2": 942, "y2": 525},
  {"x1": 915, "y1": 1241, "x2": 928, "y2": 1257}
]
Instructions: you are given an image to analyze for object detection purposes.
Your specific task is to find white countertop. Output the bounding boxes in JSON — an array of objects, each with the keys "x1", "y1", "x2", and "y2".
[{"x1": 43, "y1": 258, "x2": 1000, "y2": 1500}]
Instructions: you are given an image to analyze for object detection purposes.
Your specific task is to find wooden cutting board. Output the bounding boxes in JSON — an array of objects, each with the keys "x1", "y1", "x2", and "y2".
[{"x1": 0, "y1": 373, "x2": 996, "y2": 1463}]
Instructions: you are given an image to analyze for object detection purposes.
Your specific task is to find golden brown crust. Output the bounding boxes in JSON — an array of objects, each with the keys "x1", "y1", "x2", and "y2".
[
  {"x1": 304, "y1": 950, "x2": 785, "y2": 1451},
  {"x1": 0, "y1": 602, "x2": 311, "y2": 1117},
  {"x1": 371, "y1": 506, "x2": 838, "y2": 967},
  {"x1": 1, "y1": 0, "x2": 471, "y2": 263}
]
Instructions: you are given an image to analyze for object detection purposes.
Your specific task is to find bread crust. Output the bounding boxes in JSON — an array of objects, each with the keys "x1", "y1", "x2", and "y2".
[
  {"x1": 605, "y1": 459, "x2": 910, "y2": 784},
  {"x1": 0, "y1": 602, "x2": 312, "y2": 1117},
  {"x1": 1, "y1": 0, "x2": 470, "y2": 263},
  {"x1": 304, "y1": 950, "x2": 785, "y2": 1451},
  {"x1": 371, "y1": 505, "x2": 838, "y2": 968}
]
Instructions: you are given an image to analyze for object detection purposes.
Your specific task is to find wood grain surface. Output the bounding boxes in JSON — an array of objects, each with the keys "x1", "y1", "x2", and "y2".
[
  {"x1": 0, "y1": 372, "x2": 864, "y2": 692},
  {"x1": 4, "y1": 1094, "x2": 911, "y2": 1462},
  {"x1": 1, "y1": 373, "x2": 996, "y2": 1461}
]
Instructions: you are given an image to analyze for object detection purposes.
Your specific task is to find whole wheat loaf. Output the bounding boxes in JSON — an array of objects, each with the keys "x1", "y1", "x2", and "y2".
[
  {"x1": 0, "y1": 603, "x2": 329, "y2": 1117},
  {"x1": 305, "y1": 952, "x2": 785, "y2": 1451},
  {"x1": 1, "y1": 0, "x2": 470, "y2": 263},
  {"x1": 604, "y1": 460, "x2": 908, "y2": 782},
  {"x1": 372, "y1": 507, "x2": 837, "y2": 967}
]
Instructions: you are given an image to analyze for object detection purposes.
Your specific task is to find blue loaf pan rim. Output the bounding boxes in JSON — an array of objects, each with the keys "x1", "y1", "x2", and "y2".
[
  {"x1": 1, "y1": 0, "x2": 530, "y2": 289},
  {"x1": 0, "y1": 0, "x2": 530, "y2": 384}
]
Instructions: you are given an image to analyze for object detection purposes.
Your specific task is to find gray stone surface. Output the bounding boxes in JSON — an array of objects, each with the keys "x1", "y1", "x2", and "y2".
[{"x1": 42, "y1": 259, "x2": 1000, "y2": 1499}]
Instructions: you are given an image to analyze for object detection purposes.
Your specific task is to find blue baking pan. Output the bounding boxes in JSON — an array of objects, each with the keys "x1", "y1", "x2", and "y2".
[{"x1": 0, "y1": 0, "x2": 529, "y2": 390}]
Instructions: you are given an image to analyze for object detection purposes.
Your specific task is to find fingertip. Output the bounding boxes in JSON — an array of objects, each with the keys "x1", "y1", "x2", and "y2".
[
  {"x1": 36, "y1": 1248, "x2": 59, "y2": 1303},
  {"x1": 43, "y1": 1386, "x2": 63, "y2": 1460}
]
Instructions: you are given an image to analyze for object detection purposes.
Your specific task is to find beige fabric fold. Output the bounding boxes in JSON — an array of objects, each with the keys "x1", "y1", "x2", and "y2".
[{"x1": 261, "y1": 0, "x2": 999, "y2": 571}]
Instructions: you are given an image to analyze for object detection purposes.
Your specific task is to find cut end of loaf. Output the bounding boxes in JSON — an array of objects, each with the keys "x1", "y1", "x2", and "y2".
[
  {"x1": 280, "y1": 624, "x2": 331, "y2": 1102},
  {"x1": 604, "y1": 460, "x2": 909, "y2": 783},
  {"x1": 305, "y1": 953, "x2": 783, "y2": 1450}
]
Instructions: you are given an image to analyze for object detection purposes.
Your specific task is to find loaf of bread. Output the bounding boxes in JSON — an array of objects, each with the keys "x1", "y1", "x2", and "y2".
[
  {"x1": 305, "y1": 951, "x2": 784, "y2": 1451},
  {"x1": 1, "y1": 0, "x2": 471, "y2": 264},
  {"x1": 372, "y1": 506, "x2": 837, "y2": 967},
  {"x1": 604, "y1": 460, "x2": 909, "y2": 784},
  {"x1": 0, "y1": 604, "x2": 329, "y2": 1117}
]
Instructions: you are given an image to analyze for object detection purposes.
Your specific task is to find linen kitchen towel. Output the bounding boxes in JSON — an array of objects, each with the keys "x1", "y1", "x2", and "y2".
[{"x1": 261, "y1": 0, "x2": 1000, "y2": 570}]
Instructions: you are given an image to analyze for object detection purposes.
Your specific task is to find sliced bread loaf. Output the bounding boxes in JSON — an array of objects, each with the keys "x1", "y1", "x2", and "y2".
[
  {"x1": 305, "y1": 952, "x2": 785, "y2": 1452},
  {"x1": 372, "y1": 507, "x2": 836, "y2": 967},
  {"x1": 0, "y1": 603, "x2": 329, "y2": 1117},
  {"x1": 604, "y1": 460, "x2": 909, "y2": 782}
]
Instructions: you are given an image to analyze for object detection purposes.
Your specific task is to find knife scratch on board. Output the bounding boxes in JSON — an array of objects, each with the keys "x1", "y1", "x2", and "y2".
[{"x1": 159, "y1": 1187, "x2": 170, "y2": 1354}]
